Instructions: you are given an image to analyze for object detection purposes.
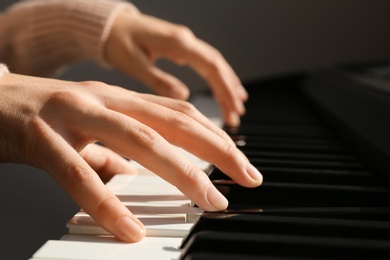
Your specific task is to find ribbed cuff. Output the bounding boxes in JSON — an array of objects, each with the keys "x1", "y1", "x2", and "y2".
[
  {"x1": 97, "y1": 2, "x2": 139, "y2": 66},
  {"x1": 0, "y1": 64, "x2": 9, "y2": 78},
  {"x1": 38, "y1": 0, "x2": 140, "y2": 65}
]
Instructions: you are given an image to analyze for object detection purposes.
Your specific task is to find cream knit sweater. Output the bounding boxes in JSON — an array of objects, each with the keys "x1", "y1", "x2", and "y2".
[{"x1": 0, "y1": 0, "x2": 137, "y2": 77}]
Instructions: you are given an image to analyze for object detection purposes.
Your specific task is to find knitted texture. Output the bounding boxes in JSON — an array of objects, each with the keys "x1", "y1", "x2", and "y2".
[{"x1": 0, "y1": 0, "x2": 138, "y2": 77}]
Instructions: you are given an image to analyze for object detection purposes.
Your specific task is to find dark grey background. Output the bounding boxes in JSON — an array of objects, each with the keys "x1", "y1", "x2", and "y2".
[{"x1": 1, "y1": 1, "x2": 390, "y2": 259}]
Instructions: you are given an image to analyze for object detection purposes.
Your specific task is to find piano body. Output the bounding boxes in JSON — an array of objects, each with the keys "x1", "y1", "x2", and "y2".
[{"x1": 30, "y1": 62, "x2": 390, "y2": 259}]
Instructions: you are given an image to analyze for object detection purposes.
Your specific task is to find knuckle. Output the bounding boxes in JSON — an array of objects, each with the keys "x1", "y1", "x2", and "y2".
[
  {"x1": 80, "y1": 80, "x2": 108, "y2": 90},
  {"x1": 170, "y1": 111, "x2": 193, "y2": 130},
  {"x1": 133, "y1": 125, "x2": 163, "y2": 148},
  {"x1": 95, "y1": 196, "x2": 119, "y2": 217},
  {"x1": 221, "y1": 142, "x2": 239, "y2": 161},
  {"x1": 177, "y1": 164, "x2": 211, "y2": 200},
  {"x1": 217, "y1": 127, "x2": 232, "y2": 141},
  {"x1": 181, "y1": 164, "x2": 204, "y2": 187},
  {"x1": 65, "y1": 163, "x2": 93, "y2": 187},
  {"x1": 47, "y1": 89, "x2": 84, "y2": 109},
  {"x1": 174, "y1": 100, "x2": 197, "y2": 115},
  {"x1": 169, "y1": 25, "x2": 194, "y2": 44},
  {"x1": 203, "y1": 50, "x2": 224, "y2": 78},
  {"x1": 45, "y1": 87, "x2": 101, "y2": 116}
]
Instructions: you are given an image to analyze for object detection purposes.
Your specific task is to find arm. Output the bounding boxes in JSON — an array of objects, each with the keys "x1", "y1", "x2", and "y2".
[
  {"x1": 0, "y1": 0, "x2": 247, "y2": 126},
  {"x1": 0, "y1": 0, "x2": 135, "y2": 77},
  {"x1": 0, "y1": 0, "x2": 260, "y2": 243}
]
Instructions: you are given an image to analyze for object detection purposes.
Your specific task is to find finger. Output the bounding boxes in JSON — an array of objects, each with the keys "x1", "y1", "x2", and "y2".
[
  {"x1": 108, "y1": 12, "x2": 246, "y2": 125},
  {"x1": 98, "y1": 92, "x2": 262, "y2": 188},
  {"x1": 107, "y1": 35, "x2": 190, "y2": 100},
  {"x1": 129, "y1": 92, "x2": 235, "y2": 146},
  {"x1": 79, "y1": 143, "x2": 138, "y2": 183},
  {"x1": 75, "y1": 105, "x2": 229, "y2": 211},
  {"x1": 178, "y1": 40, "x2": 247, "y2": 126},
  {"x1": 154, "y1": 30, "x2": 248, "y2": 126},
  {"x1": 96, "y1": 85, "x2": 235, "y2": 146},
  {"x1": 38, "y1": 123, "x2": 146, "y2": 242},
  {"x1": 142, "y1": 66, "x2": 190, "y2": 100}
]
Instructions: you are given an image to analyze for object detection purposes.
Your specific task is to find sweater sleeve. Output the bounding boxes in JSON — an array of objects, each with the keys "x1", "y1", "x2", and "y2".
[{"x1": 0, "y1": 0, "x2": 138, "y2": 77}]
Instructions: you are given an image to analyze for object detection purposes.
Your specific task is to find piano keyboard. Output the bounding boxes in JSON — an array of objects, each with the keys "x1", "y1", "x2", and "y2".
[
  {"x1": 30, "y1": 174, "x2": 202, "y2": 260},
  {"x1": 29, "y1": 124, "x2": 220, "y2": 260},
  {"x1": 30, "y1": 67, "x2": 390, "y2": 259}
]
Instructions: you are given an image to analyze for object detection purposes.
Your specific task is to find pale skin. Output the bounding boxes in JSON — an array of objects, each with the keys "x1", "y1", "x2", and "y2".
[
  {"x1": 106, "y1": 8, "x2": 248, "y2": 126},
  {"x1": 0, "y1": 8, "x2": 262, "y2": 242}
]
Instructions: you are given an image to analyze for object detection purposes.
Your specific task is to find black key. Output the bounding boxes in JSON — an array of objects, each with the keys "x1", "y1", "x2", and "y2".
[
  {"x1": 180, "y1": 231, "x2": 390, "y2": 259},
  {"x1": 212, "y1": 182, "x2": 390, "y2": 209},
  {"x1": 210, "y1": 167, "x2": 377, "y2": 186},
  {"x1": 181, "y1": 213, "x2": 390, "y2": 248}
]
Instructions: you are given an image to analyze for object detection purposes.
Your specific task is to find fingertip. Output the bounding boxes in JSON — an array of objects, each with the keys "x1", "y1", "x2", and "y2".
[
  {"x1": 245, "y1": 163, "x2": 263, "y2": 187},
  {"x1": 115, "y1": 158, "x2": 139, "y2": 176},
  {"x1": 238, "y1": 85, "x2": 249, "y2": 101},
  {"x1": 150, "y1": 68, "x2": 190, "y2": 100},
  {"x1": 206, "y1": 184, "x2": 228, "y2": 211},
  {"x1": 168, "y1": 85, "x2": 190, "y2": 100},
  {"x1": 225, "y1": 113, "x2": 240, "y2": 127},
  {"x1": 115, "y1": 215, "x2": 146, "y2": 242},
  {"x1": 235, "y1": 99, "x2": 246, "y2": 115}
]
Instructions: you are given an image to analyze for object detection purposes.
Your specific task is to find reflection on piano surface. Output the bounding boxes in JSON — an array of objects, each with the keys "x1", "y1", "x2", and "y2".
[{"x1": 31, "y1": 63, "x2": 390, "y2": 259}]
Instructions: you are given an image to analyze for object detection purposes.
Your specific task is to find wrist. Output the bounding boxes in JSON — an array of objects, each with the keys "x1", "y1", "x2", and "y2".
[{"x1": 98, "y1": 2, "x2": 140, "y2": 66}]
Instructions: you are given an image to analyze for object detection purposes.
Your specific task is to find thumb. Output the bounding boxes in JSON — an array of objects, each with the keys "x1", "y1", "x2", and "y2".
[{"x1": 41, "y1": 131, "x2": 146, "y2": 242}]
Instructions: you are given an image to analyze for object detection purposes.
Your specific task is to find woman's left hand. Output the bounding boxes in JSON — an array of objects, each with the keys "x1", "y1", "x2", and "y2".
[{"x1": 105, "y1": 8, "x2": 248, "y2": 126}]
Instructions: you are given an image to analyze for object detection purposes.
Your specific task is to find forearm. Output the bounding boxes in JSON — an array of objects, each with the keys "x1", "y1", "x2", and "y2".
[{"x1": 0, "y1": 0, "x2": 137, "y2": 77}]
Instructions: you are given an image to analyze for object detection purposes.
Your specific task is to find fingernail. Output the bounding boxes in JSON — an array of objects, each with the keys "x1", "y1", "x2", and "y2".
[
  {"x1": 116, "y1": 216, "x2": 145, "y2": 242},
  {"x1": 246, "y1": 163, "x2": 263, "y2": 185},
  {"x1": 207, "y1": 185, "x2": 228, "y2": 211}
]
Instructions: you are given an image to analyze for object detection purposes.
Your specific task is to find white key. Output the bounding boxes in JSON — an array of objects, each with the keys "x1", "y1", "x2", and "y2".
[
  {"x1": 68, "y1": 209, "x2": 200, "y2": 237},
  {"x1": 68, "y1": 172, "x2": 203, "y2": 237},
  {"x1": 29, "y1": 100, "x2": 223, "y2": 260},
  {"x1": 31, "y1": 235, "x2": 183, "y2": 260}
]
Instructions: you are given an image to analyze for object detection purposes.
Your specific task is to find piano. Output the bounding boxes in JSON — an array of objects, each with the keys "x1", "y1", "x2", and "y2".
[{"x1": 30, "y1": 62, "x2": 390, "y2": 259}]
